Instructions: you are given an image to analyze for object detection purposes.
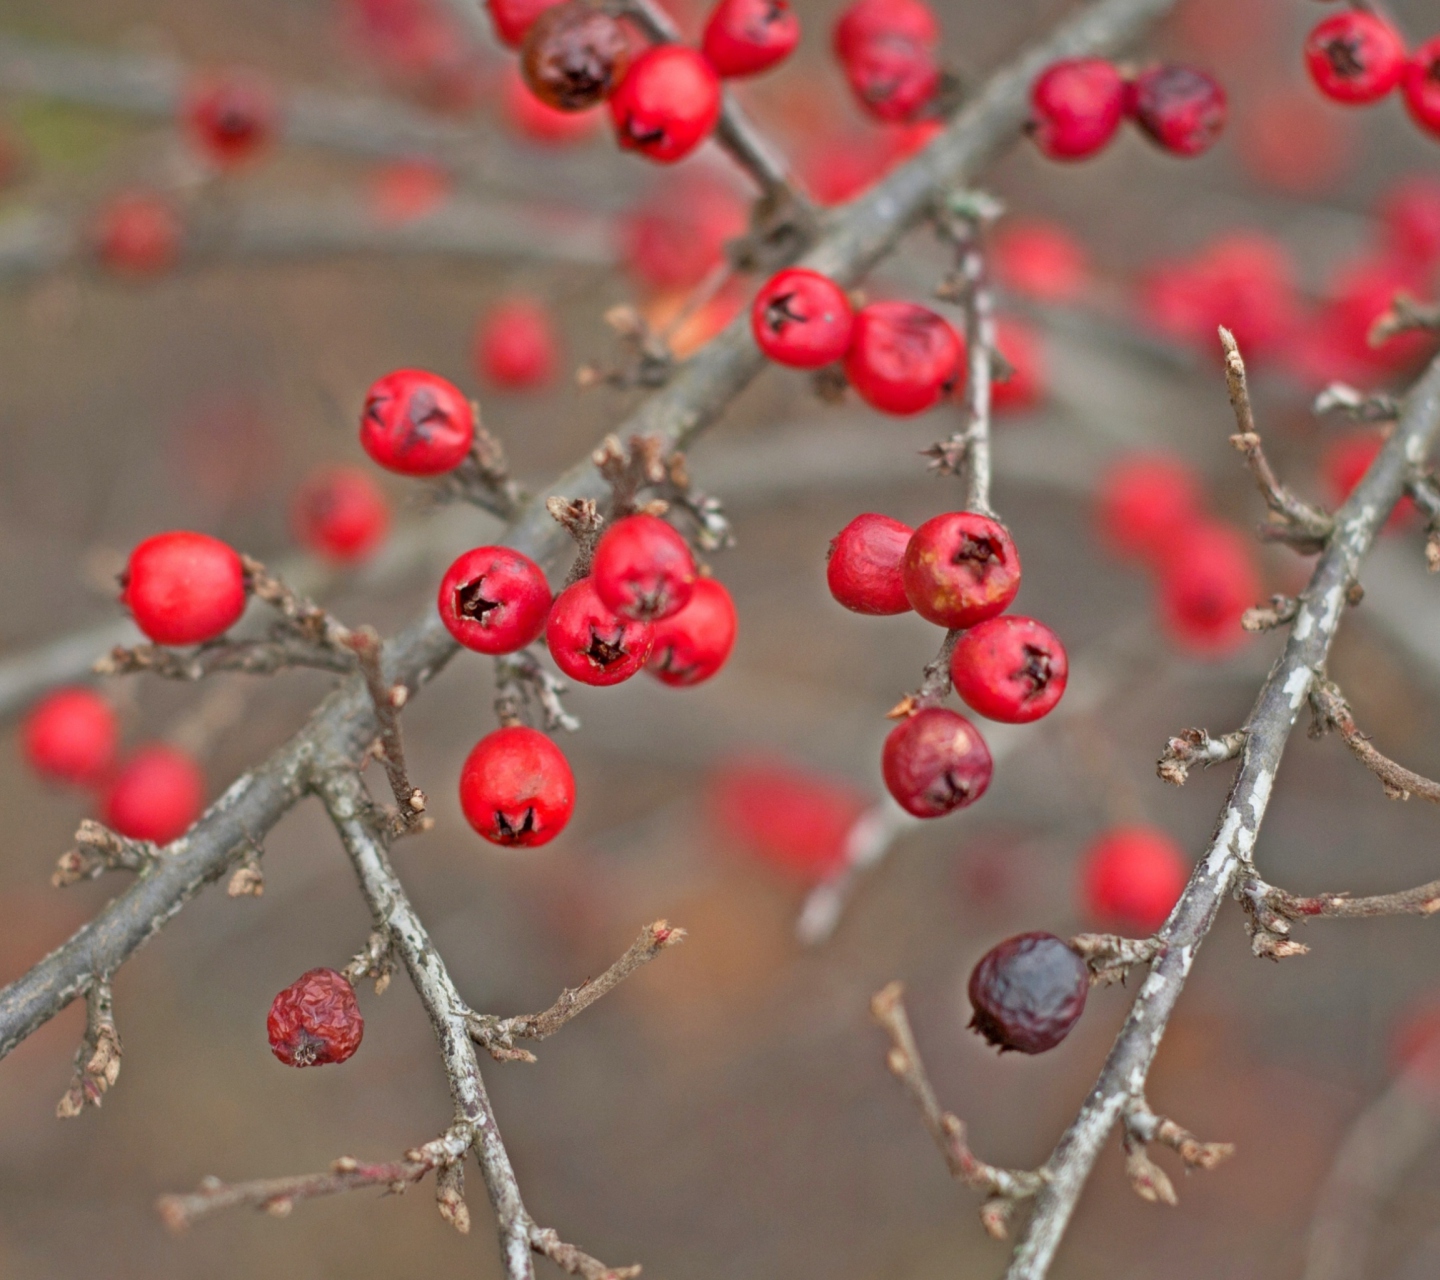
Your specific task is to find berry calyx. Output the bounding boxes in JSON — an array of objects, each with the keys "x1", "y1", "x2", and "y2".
[
  {"x1": 545, "y1": 578, "x2": 654, "y2": 685},
  {"x1": 1080, "y1": 826, "x2": 1188, "y2": 933},
  {"x1": 949, "y1": 616, "x2": 1068, "y2": 724},
  {"x1": 521, "y1": 2, "x2": 631, "y2": 111},
  {"x1": 182, "y1": 73, "x2": 277, "y2": 169},
  {"x1": 840, "y1": 32, "x2": 941, "y2": 123},
  {"x1": 1127, "y1": 64, "x2": 1227, "y2": 157},
  {"x1": 22, "y1": 688, "x2": 118, "y2": 787},
  {"x1": 94, "y1": 191, "x2": 181, "y2": 277},
  {"x1": 1303, "y1": 12, "x2": 1407, "y2": 106},
  {"x1": 102, "y1": 744, "x2": 205, "y2": 844},
  {"x1": 1095, "y1": 452, "x2": 1204, "y2": 568},
  {"x1": 843, "y1": 300, "x2": 964, "y2": 416},
  {"x1": 702, "y1": 0, "x2": 801, "y2": 79},
  {"x1": 833, "y1": 0, "x2": 939, "y2": 61},
  {"x1": 881, "y1": 706, "x2": 992, "y2": 818},
  {"x1": 459, "y1": 725, "x2": 575, "y2": 847},
  {"x1": 122, "y1": 531, "x2": 248, "y2": 646},
  {"x1": 609, "y1": 45, "x2": 722, "y2": 164},
  {"x1": 267, "y1": 968, "x2": 364, "y2": 1067},
  {"x1": 591, "y1": 514, "x2": 697, "y2": 621},
  {"x1": 646, "y1": 576, "x2": 738, "y2": 686},
  {"x1": 438, "y1": 546, "x2": 553, "y2": 654},
  {"x1": 751, "y1": 268, "x2": 855, "y2": 369},
  {"x1": 901, "y1": 512, "x2": 1021, "y2": 629},
  {"x1": 968, "y1": 932, "x2": 1088, "y2": 1054},
  {"x1": 826, "y1": 513, "x2": 914, "y2": 616},
  {"x1": 474, "y1": 296, "x2": 560, "y2": 390},
  {"x1": 1157, "y1": 519, "x2": 1260, "y2": 657},
  {"x1": 1402, "y1": 37, "x2": 1440, "y2": 138},
  {"x1": 359, "y1": 369, "x2": 475, "y2": 476},
  {"x1": 291, "y1": 465, "x2": 390, "y2": 565},
  {"x1": 1028, "y1": 58, "x2": 1126, "y2": 160},
  {"x1": 487, "y1": 0, "x2": 565, "y2": 48}
]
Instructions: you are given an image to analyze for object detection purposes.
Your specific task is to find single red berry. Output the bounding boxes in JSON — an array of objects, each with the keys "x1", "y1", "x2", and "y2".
[
  {"x1": 621, "y1": 173, "x2": 747, "y2": 291},
  {"x1": 1379, "y1": 175, "x2": 1440, "y2": 270},
  {"x1": 438, "y1": 546, "x2": 552, "y2": 654},
  {"x1": 646, "y1": 576, "x2": 738, "y2": 686},
  {"x1": 102, "y1": 744, "x2": 205, "y2": 844},
  {"x1": 841, "y1": 33, "x2": 941, "y2": 123},
  {"x1": 591, "y1": 514, "x2": 697, "y2": 621},
  {"x1": 267, "y1": 968, "x2": 364, "y2": 1067},
  {"x1": 991, "y1": 219, "x2": 1089, "y2": 303},
  {"x1": 182, "y1": 73, "x2": 277, "y2": 169},
  {"x1": 843, "y1": 301, "x2": 964, "y2": 415},
  {"x1": 459, "y1": 724, "x2": 575, "y2": 847},
  {"x1": 487, "y1": 0, "x2": 564, "y2": 48},
  {"x1": 901, "y1": 512, "x2": 1021, "y2": 629},
  {"x1": 368, "y1": 156, "x2": 451, "y2": 225},
  {"x1": 94, "y1": 191, "x2": 181, "y2": 277},
  {"x1": 751, "y1": 268, "x2": 855, "y2": 369},
  {"x1": 826, "y1": 513, "x2": 913, "y2": 616},
  {"x1": 1029, "y1": 58, "x2": 1125, "y2": 160},
  {"x1": 882, "y1": 706, "x2": 992, "y2": 818},
  {"x1": 609, "y1": 45, "x2": 722, "y2": 164},
  {"x1": 1323, "y1": 432, "x2": 1416, "y2": 531},
  {"x1": 1402, "y1": 37, "x2": 1440, "y2": 138},
  {"x1": 473, "y1": 296, "x2": 560, "y2": 391},
  {"x1": 1095, "y1": 452, "x2": 1205, "y2": 567},
  {"x1": 502, "y1": 62, "x2": 602, "y2": 145},
  {"x1": 1127, "y1": 63, "x2": 1227, "y2": 157},
  {"x1": 1080, "y1": 826, "x2": 1188, "y2": 934},
  {"x1": 521, "y1": 2, "x2": 631, "y2": 111},
  {"x1": 1157, "y1": 519, "x2": 1260, "y2": 657},
  {"x1": 702, "y1": 0, "x2": 800, "y2": 78},
  {"x1": 359, "y1": 369, "x2": 475, "y2": 476},
  {"x1": 1304, "y1": 12, "x2": 1407, "y2": 106},
  {"x1": 545, "y1": 578, "x2": 654, "y2": 685},
  {"x1": 949, "y1": 616, "x2": 1068, "y2": 724},
  {"x1": 990, "y1": 317, "x2": 1046, "y2": 415},
  {"x1": 1234, "y1": 83, "x2": 1356, "y2": 199},
  {"x1": 968, "y1": 932, "x2": 1088, "y2": 1054},
  {"x1": 22, "y1": 688, "x2": 118, "y2": 787},
  {"x1": 833, "y1": 0, "x2": 939, "y2": 61},
  {"x1": 122, "y1": 531, "x2": 247, "y2": 646},
  {"x1": 291, "y1": 465, "x2": 390, "y2": 565}
]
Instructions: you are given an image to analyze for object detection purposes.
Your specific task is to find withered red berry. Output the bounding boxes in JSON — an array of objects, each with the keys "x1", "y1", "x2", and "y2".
[
  {"x1": 1157, "y1": 519, "x2": 1260, "y2": 657},
  {"x1": 841, "y1": 32, "x2": 941, "y2": 123},
  {"x1": 487, "y1": 0, "x2": 564, "y2": 48},
  {"x1": 1127, "y1": 64, "x2": 1227, "y2": 157},
  {"x1": 591, "y1": 514, "x2": 697, "y2": 621},
  {"x1": 1304, "y1": 12, "x2": 1407, "y2": 105},
  {"x1": 826, "y1": 513, "x2": 913, "y2": 615},
  {"x1": 1095, "y1": 452, "x2": 1204, "y2": 567},
  {"x1": 267, "y1": 968, "x2": 364, "y2": 1067},
  {"x1": 359, "y1": 369, "x2": 474, "y2": 476},
  {"x1": 646, "y1": 577, "x2": 738, "y2": 686},
  {"x1": 950, "y1": 616, "x2": 1068, "y2": 724},
  {"x1": 438, "y1": 546, "x2": 552, "y2": 654},
  {"x1": 844, "y1": 301, "x2": 964, "y2": 415},
  {"x1": 459, "y1": 725, "x2": 575, "y2": 847},
  {"x1": 521, "y1": 2, "x2": 630, "y2": 111},
  {"x1": 94, "y1": 191, "x2": 181, "y2": 277},
  {"x1": 901, "y1": 512, "x2": 1020, "y2": 629},
  {"x1": 182, "y1": 73, "x2": 277, "y2": 169},
  {"x1": 102, "y1": 744, "x2": 205, "y2": 844},
  {"x1": 1081, "y1": 826, "x2": 1188, "y2": 934},
  {"x1": 968, "y1": 932, "x2": 1088, "y2": 1054},
  {"x1": 1402, "y1": 37, "x2": 1440, "y2": 138},
  {"x1": 833, "y1": 0, "x2": 939, "y2": 61},
  {"x1": 22, "y1": 688, "x2": 118, "y2": 787},
  {"x1": 751, "y1": 268, "x2": 855, "y2": 369},
  {"x1": 122, "y1": 531, "x2": 248, "y2": 646},
  {"x1": 609, "y1": 46, "x2": 722, "y2": 164},
  {"x1": 1029, "y1": 58, "x2": 1126, "y2": 160},
  {"x1": 473, "y1": 296, "x2": 560, "y2": 391},
  {"x1": 546, "y1": 578, "x2": 654, "y2": 685},
  {"x1": 702, "y1": 0, "x2": 800, "y2": 79},
  {"x1": 291, "y1": 465, "x2": 390, "y2": 565},
  {"x1": 882, "y1": 706, "x2": 992, "y2": 818}
]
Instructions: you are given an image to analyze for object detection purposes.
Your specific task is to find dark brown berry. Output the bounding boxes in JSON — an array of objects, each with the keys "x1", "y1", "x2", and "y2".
[
  {"x1": 968, "y1": 932, "x2": 1088, "y2": 1054},
  {"x1": 521, "y1": 1, "x2": 630, "y2": 111}
]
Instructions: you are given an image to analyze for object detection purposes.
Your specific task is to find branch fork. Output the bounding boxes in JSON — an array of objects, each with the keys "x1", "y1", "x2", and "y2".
[
  {"x1": 52, "y1": 819, "x2": 159, "y2": 887},
  {"x1": 1309, "y1": 678, "x2": 1440, "y2": 804},
  {"x1": 495, "y1": 647, "x2": 581, "y2": 733},
  {"x1": 1121, "y1": 1099, "x2": 1233, "y2": 1207}
]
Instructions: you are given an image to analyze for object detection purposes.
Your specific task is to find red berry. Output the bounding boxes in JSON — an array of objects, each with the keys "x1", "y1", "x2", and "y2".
[
  {"x1": 949, "y1": 616, "x2": 1067, "y2": 724},
  {"x1": 882, "y1": 706, "x2": 992, "y2": 818},
  {"x1": 438, "y1": 546, "x2": 552, "y2": 654},
  {"x1": 833, "y1": 0, "x2": 938, "y2": 61},
  {"x1": 826, "y1": 513, "x2": 913, "y2": 615},
  {"x1": 1379, "y1": 175, "x2": 1440, "y2": 270},
  {"x1": 22, "y1": 688, "x2": 118, "y2": 787},
  {"x1": 122, "y1": 531, "x2": 247, "y2": 646},
  {"x1": 1028, "y1": 58, "x2": 1126, "y2": 160},
  {"x1": 843, "y1": 301, "x2": 964, "y2": 415},
  {"x1": 591, "y1": 514, "x2": 697, "y2": 621},
  {"x1": 992, "y1": 219, "x2": 1089, "y2": 304},
  {"x1": 487, "y1": 0, "x2": 564, "y2": 48},
  {"x1": 1080, "y1": 826, "x2": 1188, "y2": 933},
  {"x1": 94, "y1": 191, "x2": 181, "y2": 277},
  {"x1": 1304, "y1": 12, "x2": 1407, "y2": 106},
  {"x1": 990, "y1": 317, "x2": 1045, "y2": 415},
  {"x1": 1233, "y1": 83, "x2": 1355, "y2": 198},
  {"x1": 609, "y1": 45, "x2": 722, "y2": 164},
  {"x1": 621, "y1": 173, "x2": 747, "y2": 291},
  {"x1": 967, "y1": 932, "x2": 1088, "y2": 1054},
  {"x1": 1095, "y1": 452, "x2": 1204, "y2": 567},
  {"x1": 291, "y1": 465, "x2": 390, "y2": 565},
  {"x1": 102, "y1": 744, "x2": 205, "y2": 844},
  {"x1": 359, "y1": 369, "x2": 474, "y2": 476},
  {"x1": 840, "y1": 33, "x2": 941, "y2": 123},
  {"x1": 1127, "y1": 63, "x2": 1227, "y2": 157},
  {"x1": 901, "y1": 512, "x2": 1020, "y2": 629},
  {"x1": 1157, "y1": 520, "x2": 1260, "y2": 657},
  {"x1": 1402, "y1": 37, "x2": 1440, "y2": 139},
  {"x1": 751, "y1": 268, "x2": 855, "y2": 369},
  {"x1": 459, "y1": 724, "x2": 575, "y2": 847},
  {"x1": 267, "y1": 968, "x2": 364, "y2": 1067},
  {"x1": 368, "y1": 157, "x2": 451, "y2": 225},
  {"x1": 521, "y1": 2, "x2": 631, "y2": 111},
  {"x1": 502, "y1": 63, "x2": 602, "y2": 145},
  {"x1": 702, "y1": 0, "x2": 800, "y2": 78},
  {"x1": 182, "y1": 73, "x2": 277, "y2": 169},
  {"x1": 646, "y1": 577, "x2": 737, "y2": 686},
  {"x1": 545, "y1": 578, "x2": 654, "y2": 685},
  {"x1": 473, "y1": 296, "x2": 560, "y2": 391}
]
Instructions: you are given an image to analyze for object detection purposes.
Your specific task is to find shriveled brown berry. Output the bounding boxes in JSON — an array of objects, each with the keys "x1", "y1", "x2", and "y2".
[
  {"x1": 267, "y1": 968, "x2": 364, "y2": 1067},
  {"x1": 968, "y1": 932, "x2": 1088, "y2": 1054},
  {"x1": 521, "y1": 1, "x2": 631, "y2": 111}
]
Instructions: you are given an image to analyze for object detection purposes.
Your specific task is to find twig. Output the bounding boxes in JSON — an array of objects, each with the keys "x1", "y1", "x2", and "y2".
[
  {"x1": 342, "y1": 627, "x2": 428, "y2": 837},
  {"x1": 1156, "y1": 728, "x2": 1246, "y2": 787},
  {"x1": 1068, "y1": 933, "x2": 1163, "y2": 987},
  {"x1": 431, "y1": 427, "x2": 526, "y2": 521},
  {"x1": 1242, "y1": 873, "x2": 1440, "y2": 958},
  {"x1": 52, "y1": 819, "x2": 159, "y2": 888},
  {"x1": 1241, "y1": 594, "x2": 1300, "y2": 632},
  {"x1": 1368, "y1": 292, "x2": 1440, "y2": 348},
  {"x1": 1314, "y1": 383, "x2": 1401, "y2": 423},
  {"x1": 1120, "y1": 1099, "x2": 1233, "y2": 1207},
  {"x1": 1409, "y1": 472, "x2": 1440, "y2": 572},
  {"x1": 55, "y1": 979, "x2": 120, "y2": 1118},
  {"x1": 546, "y1": 497, "x2": 607, "y2": 585},
  {"x1": 94, "y1": 633, "x2": 355, "y2": 679},
  {"x1": 887, "y1": 629, "x2": 962, "y2": 720},
  {"x1": 494, "y1": 648, "x2": 581, "y2": 733},
  {"x1": 1309, "y1": 678, "x2": 1440, "y2": 804}
]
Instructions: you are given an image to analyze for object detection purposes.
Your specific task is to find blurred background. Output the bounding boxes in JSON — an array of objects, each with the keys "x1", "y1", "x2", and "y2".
[{"x1": 2, "y1": 0, "x2": 1440, "y2": 1276}]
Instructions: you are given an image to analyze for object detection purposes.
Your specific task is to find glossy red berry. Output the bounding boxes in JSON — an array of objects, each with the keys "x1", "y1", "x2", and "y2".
[
  {"x1": 751, "y1": 268, "x2": 855, "y2": 369},
  {"x1": 102, "y1": 744, "x2": 205, "y2": 844},
  {"x1": 833, "y1": 0, "x2": 939, "y2": 61},
  {"x1": 546, "y1": 578, "x2": 654, "y2": 685},
  {"x1": 609, "y1": 46, "x2": 722, "y2": 164},
  {"x1": 1081, "y1": 826, "x2": 1188, "y2": 933},
  {"x1": 1095, "y1": 452, "x2": 1205, "y2": 567},
  {"x1": 1157, "y1": 520, "x2": 1260, "y2": 657},
  {"x1": 122, "y1": 531, "x2": 247, "y2": 646},
  {"x1": 22, "y1": 688, "x2": 118, "y2": 787},
  {"x1": 438, "y1": 546, "x2": 552, "y2": 654},
  {"x1": 1127, "y1": 64, "x2": 1227, "y2": 157},
  {"x1": 182, "y1": 73, "x2": 277, "y2": 169},
  {"x1": 591, "y1": 514, "x2": 697, "y2": 621},
  {"x1": 1029, "y1": 58, "x2": 1126, "y2": 160},
  {"x1": 487, "y1": 0, "x2": 564, "y2": 48},
  {"x1": 503, "y1": 63, "x2": 602, "y2": 145},
  {"x1": 949, "y1": 616, "x2": 1068, "y2": 724},
  {"x1": 521, "y1": 2, "x2": 630, "y2": 111},
  {"x1": 826, "y1": 513, "x2": 913, "y2": 615},
  {"x1": 359, "y1": 369, "x2": 474, "y2": 476},
  {"x1": 267, "y1": 968, "x2": 364, "y2": 1067},
  {"x1": 94, "y1": 191, "x2": 181, "y2": 277},
  {"x1": 473, "y1": 296, "x2": 560, "y2": 390},
  {"x1": 844, "y1": 301, "x2": 963, "y2": 415},
  {"x1": 646, "y1": 577, "x2": 738, "y2": 686},
  {"x1": 291, "y1": 465, "x2": 390, "y2": 565},
  {"x1": 901, "y1": 512, "x2": 1020, "y2": 629},
  {"x1": 702, "y1": 0, "x2": 799, "y2": 79},
  {"x1": 992, "y1": 219, "x2": 1089, "y2": 304},
  {"x1": 968, "y1": 932, "x2": 1088, "y2": 1054},
  {"x1": 1402, "y1": 37, "x2": 1440, "y2": 138},
  {"x1": 1304, "y1": 12, "x2": 1407, "y2": 106},
  {"x1": 881, "y1": 706, "x2": 992, "y2": 818},
  {"x1": 459, "y1": 725, "x2": 575, "y2": 847},
  {"x1": 840, "y1": 32, "x2": 941, "y2": 123}
]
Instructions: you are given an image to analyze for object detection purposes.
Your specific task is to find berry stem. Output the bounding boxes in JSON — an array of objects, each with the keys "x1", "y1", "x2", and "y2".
[{"x1": 1308, "y1": 678, "x2": 1440, "y2": 805}]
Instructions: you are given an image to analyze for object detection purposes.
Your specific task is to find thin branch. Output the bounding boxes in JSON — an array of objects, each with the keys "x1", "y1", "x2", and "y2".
[
  {"x1": 888, "y1": 629, "x2": 962, "y2": 720},
  {"x1": 1241, "y1": 873, "x2": 1440, "y2": 957},
  {"x1": 1120, "y1": 1099, "x2": 1233, "y2": 1207},
  {"x1": 1310, "y1": 678, "x2": 1440, "y2": 804},
  {"x1": 1314, "y1": 383, "x2": 1401, "y2": 423},
  {"x1": 1156, "y1": 727, "x2": 1246, "y2": 787},
  {"x1": 93, "y1": 632, "x2": 355, "y2": 679},
  {"x1": 546, "y1": 497, "x2": 607, "y2": 585},
  {"x1": 55, "y1": 979, "x2": 120, "y2": 1118},
  {"x1": 1068, "y1": 933, "x2": 1163, "y2": 987},
  {"x1": 342, "y1": 627, "x2": 429, "y2": 837},
  {"x1": 1368, "y1": 292, "x2": 1440, "y2": 348},
  {"x1": 494, "y1": 648, "x2": 581, "y2": 734},
  {"x1": 431, "y1": 427, "x2": 527, "y2": 521},
  {"x1": 1241, "y1": 594, "x2": 1300, "y2": 633},
  {"x1": 1409, "y1": 472, "x2": 1440, "y2": 573},
  {"x1": 52, "y1": 819, "x2": 158, "y2": 888}
]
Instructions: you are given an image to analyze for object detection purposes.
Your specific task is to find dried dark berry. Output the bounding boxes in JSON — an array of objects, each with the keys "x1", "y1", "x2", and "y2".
[
  {"x1": 967, "y1": 932, "x2": 1088, "y2": 1054},
  {"x1": 521, "y1": 1, "x2": 630, "y2": 112},
  {"x1": 267, "y1": 968, "x2": 364, "y2": 1067}
]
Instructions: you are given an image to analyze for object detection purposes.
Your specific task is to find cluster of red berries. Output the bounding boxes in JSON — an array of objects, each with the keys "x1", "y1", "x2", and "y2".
[{"x1": 1303, "y1": 11, "x2": 1440, "y2": 140}]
